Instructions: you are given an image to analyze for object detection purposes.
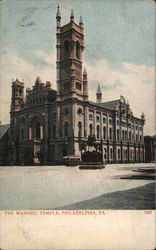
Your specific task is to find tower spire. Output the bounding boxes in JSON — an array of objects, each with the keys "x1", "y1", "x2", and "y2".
[
  {"x1": 96, "y1": 82, "x2": 102, "y2": 103},
  {"x1": 70, "y1": 9, "x2": 74, "y2": 21},
  {"x1": 56, "y1": 5, "x2": 61, "y2": 28},
  {"x1": 79, "y1": 16, "x2": 83, "y2": 24},
  {"x1": 56, "y1": 5, "x2": 61, "y2": 18}
]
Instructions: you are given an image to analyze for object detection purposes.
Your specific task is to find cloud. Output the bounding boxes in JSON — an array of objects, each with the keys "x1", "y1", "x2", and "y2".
[
  {"x1": 0, "y1": 47, "x2": 56, "y2": 124},
  {"x1": 85, "y1": 59, "x2": 155, "y2": 135},
  {"x1": 20, "y1": 21, "x2": 35, "y2": 28},
  {"x1": 35, "y1": 48, "x2": 56, "y2": 68}
]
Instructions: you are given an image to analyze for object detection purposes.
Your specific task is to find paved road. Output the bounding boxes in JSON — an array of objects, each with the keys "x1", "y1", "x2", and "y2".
[{"x1": 0, "y1": 163, "x2": 155, "y2": 210}]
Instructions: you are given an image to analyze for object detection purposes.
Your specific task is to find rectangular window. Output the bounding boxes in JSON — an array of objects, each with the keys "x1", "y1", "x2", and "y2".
[
  {"x1": 89, "y1": 113, "x2": 93, "y2": 120},
  {"x1": 110, "y1": 148, "x2": 113, "y2": 159},
  {"x1": 96, "y1": 115, "x2": 100, "y2": 122},
  {"x1": 117, "y1": 129, "x2": 119, "y2": 141},
  {"x1": 76, "y1": 82, "x2": 82, "y2": 91},
  {"x1": 109, "y1": 118, "x2": 112, "y2": 125},
  {"x1": 63, "y1": 82, "x2": 70, "y2": 91},
  {"x1": 103, "y1": 116, "x2": 106, "y2": 123}
]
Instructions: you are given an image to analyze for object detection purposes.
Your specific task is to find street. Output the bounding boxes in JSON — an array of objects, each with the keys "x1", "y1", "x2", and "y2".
[{"x1": 0, "y1": 163, "x2": 155, "y2": 210}]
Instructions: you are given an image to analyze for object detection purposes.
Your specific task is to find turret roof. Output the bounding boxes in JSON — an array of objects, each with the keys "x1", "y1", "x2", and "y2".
[
  {"x1": 96, "y1": 82, "x2": 102, "y2": 95},
  {"x1": 56, "y1": 5, "x2": 61, "y2": 18}
]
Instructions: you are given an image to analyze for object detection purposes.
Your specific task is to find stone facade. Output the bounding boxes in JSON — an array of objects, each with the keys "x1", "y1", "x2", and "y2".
[{"x1": 8, "y1": 7, "x2": 145, "y2": 165}]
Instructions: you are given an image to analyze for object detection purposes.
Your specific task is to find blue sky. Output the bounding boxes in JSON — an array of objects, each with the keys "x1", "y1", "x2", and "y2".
[{"x1": 0, "y1": 0, "x2": 155, "y2": 135}]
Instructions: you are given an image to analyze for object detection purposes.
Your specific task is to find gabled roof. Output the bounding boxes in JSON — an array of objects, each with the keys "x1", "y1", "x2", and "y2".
[
  {"x1": 99, "y1": 99, "x2": 120, "y2": 110},
  {"x1": 0, "y1": 124, "x2": 10, "y2": 140},
  {"x1": 89, "y1": 99, "x2": 120, "y2": 111}
]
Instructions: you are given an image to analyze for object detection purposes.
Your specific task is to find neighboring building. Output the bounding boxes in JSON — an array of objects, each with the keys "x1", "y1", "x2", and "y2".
[
  {"x1": 8, "y1": 7, "x2": 145, "y2": 165},
  {"x1": 144, "y1": 136, "x2": 156, "y2": 163},
  {"x1": 0, "y1": 123, "x2": 10, "y2": 165}
]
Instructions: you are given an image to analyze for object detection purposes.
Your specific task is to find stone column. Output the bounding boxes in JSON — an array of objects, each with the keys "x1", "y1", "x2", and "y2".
[
  {"x1": 40, "y1": 125, "x2": 43, "y2": 139},
  {"x1": 93, "y1": 109, "x2": 96, "y2": 136}
]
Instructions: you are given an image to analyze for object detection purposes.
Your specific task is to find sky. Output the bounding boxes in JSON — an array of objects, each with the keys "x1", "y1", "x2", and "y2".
[{"x1": 0, "y1": 0, "x2": 155, "y2": 135}]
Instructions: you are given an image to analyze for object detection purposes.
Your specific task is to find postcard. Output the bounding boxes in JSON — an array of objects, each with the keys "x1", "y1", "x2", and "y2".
[{"x1": 0, "y1": 0, "x2": 155, "y2": 249}]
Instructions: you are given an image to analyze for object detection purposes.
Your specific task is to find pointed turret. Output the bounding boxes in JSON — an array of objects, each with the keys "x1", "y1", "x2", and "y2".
[
  {"x1": 56, "y1": 5, "x2": 61, "y2": 18},
  {"x1": 96, "y1": 82, "x2": 102, "y2": 103},
  {"x1": 141, "y1": 112, "x2": 145, "y2": 121},
  {"x1": 56, "y1": 5, "x2": 61, "y2": 28},
  {"x1": 79, "y1": 16, "x2": 83, "y2": 24},
  {"x1": 70, "y1": 9, "x2": 74, "y2": 22},
  {"x1": 83, "y1": 67, "x2": 87, "y2": 76},
  {"x1": 79, "y1": 16, "x2": 84, "y2": 33}
]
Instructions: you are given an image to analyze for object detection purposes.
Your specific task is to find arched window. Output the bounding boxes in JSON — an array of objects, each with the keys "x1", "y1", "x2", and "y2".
[
  {"x1": 125, "y1": 149, "x2": 127, "y2": 159},
  {"x1": 104, "y1": 148, "x2": 107, "y2": 160},
  {"x1": 103, "y1": 126, "x2": 106, "y2": 140},
  {"x1": 109, "y1": 127, "x2": 112, "y2": 140},
  {"x1": 125, "y1": 131, "x2": 127, "y2": 141},
  {"x1": 129, "y1": 131, "x2": 131, "y2": 142},
  {"x1": 118, "y1": 149, "x2": 120, "y2": 159},
  {"x1": 97, "y1": 125, "x2": 100, "y2": 139},
  {"x1": 76, "y1": 41, "x2": 80, "y2": 59},
  {"x1": 110, "y1": 148, "x2": 113, "y2": 159},
  {"x1": 36, "y1": 122, "x2": 40, "y2": 139},
  {"x1": 117, "y1": 129, "x2": 119, "y2": 141},
  {"x1": 78, "y1": 121, "x2": 82, "y2": 138},
  {"x1": 19, "y1": 88, "x2": 22, "y2": 96},
  {"x1": 122, "y1": 130, "x2": 124, "y2": 141},
  {"x1": 89, "y1": 124, "x2": 92, "y2": 137},
  {"x1": 64, "y1": 40, "x2": 70, "y2": 59},
  {"x1": 64, "y1": 121, "x2": 69, "y2": 137}
]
